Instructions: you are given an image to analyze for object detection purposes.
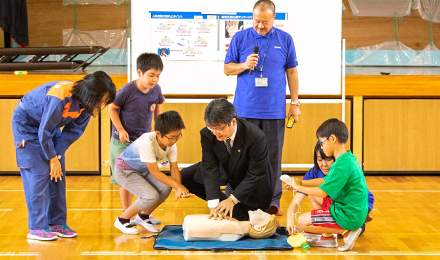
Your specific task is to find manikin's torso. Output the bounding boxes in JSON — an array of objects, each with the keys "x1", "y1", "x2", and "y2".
[{"x1": 182, "y1": 209, "x2": 272, "y2": 241}]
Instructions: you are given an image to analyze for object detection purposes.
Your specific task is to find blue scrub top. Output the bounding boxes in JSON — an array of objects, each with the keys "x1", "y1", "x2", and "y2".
[
  {"x1": 225, "y1": 27, "x2": 298, "y2": 119},
  {"x1": 17, "y1": 81, "x2": 91, "y2": 161}
]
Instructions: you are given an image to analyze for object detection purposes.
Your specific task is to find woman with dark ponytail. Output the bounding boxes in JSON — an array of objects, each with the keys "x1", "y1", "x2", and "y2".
[{"x1": 11, "y1": 71, "x2": 116, "y2": 241}]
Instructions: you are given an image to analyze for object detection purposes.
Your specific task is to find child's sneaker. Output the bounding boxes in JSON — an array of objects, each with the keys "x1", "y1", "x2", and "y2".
[
  {"x1": 302, "y1": 231, "x2": 322, "y2": 242},
  {"x1": 49, "y1": 225, "x2": 77, "y2": 238},
  {"x1": 114, "y1": 217, "x2": 139, "y2": 234},
  {"x1": 308, "y1": 234, "x2": 338, "y2": 248},
  {"x1": 338, "y1": 228, "x2": 362, "y2": 252},
  {"x1": 27, "y1": 229, "x2": 58, "y2": 241},
  {"x1": 149, "y1": 214, "x2": 161, "y2": 225},
  {"x1": 134, "y1": 214, "x2": 160, "y2": 233},
  {"x1": 131, "y1": 215, "x2": 161, "y2": 225}
]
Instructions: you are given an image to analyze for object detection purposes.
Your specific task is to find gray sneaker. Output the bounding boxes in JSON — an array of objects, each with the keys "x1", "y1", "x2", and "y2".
[
  {"x1": 338, "y1": 228, "x2": 362, "y2": 251},
  {"x1": 308, "y1": 235, "x2": 338, "y2": 248},
  {"x1": 302, "y1": 232, "x2": 322, "y2": 242}
]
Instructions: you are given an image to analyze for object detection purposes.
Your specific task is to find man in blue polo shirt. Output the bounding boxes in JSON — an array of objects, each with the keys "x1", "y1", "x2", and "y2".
[{"x1": 224, "y1": 0, "x2": 300, "y2": 216}]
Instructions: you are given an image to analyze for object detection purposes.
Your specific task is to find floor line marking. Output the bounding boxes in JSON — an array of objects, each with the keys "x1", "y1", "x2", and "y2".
[
  {"x1": 369, "y1": 190, "x2": 440, "y2": 192},
  {"x1": 0, "y1": 190, "x2": 118, "y2": 192},
  {"x1": 2, "y1": 233, "x2": 439, "y2": 236},
  {"x1": 68, "y1": 209, "x2": 122, "y2": 211},
  {"x1": 0, "y1": 252, "x2": 38, "y2": 256},
  {"x1": 1, "y1": 189, "x2": 440, "y2": 193},
  {"x1": 282, "y1": 190, "x2": 440, "y2": 192},
  {"x1": 80, "y1": 251, "x2": 440, "y2": 256}
]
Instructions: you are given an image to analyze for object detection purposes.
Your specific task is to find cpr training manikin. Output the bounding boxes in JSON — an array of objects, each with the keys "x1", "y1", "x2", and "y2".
[{"x1": 182, "y1": 209, "x2": 277, "y2": 241}]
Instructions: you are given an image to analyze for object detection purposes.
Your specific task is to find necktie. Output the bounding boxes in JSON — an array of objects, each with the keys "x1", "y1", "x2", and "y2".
[
  {"x1": 225, "y1": 138, "x2": 232, "y2": 154},
  {"x1": 224, "y1": 138, "x2": 233, "y2": 196}
]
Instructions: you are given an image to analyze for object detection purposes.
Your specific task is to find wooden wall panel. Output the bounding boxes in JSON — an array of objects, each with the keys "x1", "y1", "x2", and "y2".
[
  {"x1": 2, "y1": 74, "x2": 440, "y2": 98},
  {"x1": 100, "y1": 106, "x2": 111, "y2": 176},
  {"x1": 352, "y1": 96, "x2": 363, "y2": 167},
  {"x1": 26, "y1": 0, "x2": 129, "y2": 47},
  {"x1": 65, "y1": 115, "x2": 99, "y2": 172},
  {"x1": 342, "y1": 1, "x2": 440, "y2": 50},
  {"x1": 1, "y1": 99, "x2": 99, "y2": 173},
  {"x1": 346, "y1": 75, "x2": 440, "y2": 97},
  {"x1": 364, "y1": 99, "x2": 440, "y2": 171},
  {"x1": 1, "y1": 100, "x2": 21, "y2": 171},
  {"x1": 0, "y1": 30, "x2": 4, "y2": 47},
  {"x1": 282, "y1": 100, "x2": 352, "y2": 170}
]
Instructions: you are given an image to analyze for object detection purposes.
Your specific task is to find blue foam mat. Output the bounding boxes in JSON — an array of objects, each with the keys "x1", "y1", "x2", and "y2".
[{"x1": 153, "y1": 225, "x2": 293, "y2": 251}]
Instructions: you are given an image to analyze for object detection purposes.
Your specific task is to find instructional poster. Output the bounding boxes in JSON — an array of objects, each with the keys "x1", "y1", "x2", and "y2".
[
  {"x1": 151, "y1": 12, "x2": 218, "y2": 60},
  {"x1": 219, "y1": 12, "x2": 288, "y2": 59}
]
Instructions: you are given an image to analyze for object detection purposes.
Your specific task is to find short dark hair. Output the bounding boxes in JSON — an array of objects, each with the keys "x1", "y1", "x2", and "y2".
[
  {"x1": 253, "y1": 0, "x2": 276, "y2": 14},
  {"x1": 316, "y1": 118, "x2": 349, "y2": 144},
  {"x1": 137, "y1": 53, "x2": 164, "y2": 73},
  {"x1": 154, "y1": 110, "x2": 186, "y2": 136},
  {"x1": 313, "y1": 140, "x2": 335, "y2": 171},
  {"x1": 204, "y1": 98, "x2": 237, "y2": 127},
  {"x1": 71, "y1": 71, "x2": 116, "y2": 116}
]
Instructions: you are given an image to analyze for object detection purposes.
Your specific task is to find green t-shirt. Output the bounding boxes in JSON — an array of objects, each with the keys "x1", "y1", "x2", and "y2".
[{"x1": 319, "y1": 151, "x2": 368, "y2": 230}]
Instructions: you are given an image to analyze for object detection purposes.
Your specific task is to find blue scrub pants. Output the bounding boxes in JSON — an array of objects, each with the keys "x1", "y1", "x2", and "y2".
[{"x1": 12, "y1": 105, "x2": 67, "y2": 230}]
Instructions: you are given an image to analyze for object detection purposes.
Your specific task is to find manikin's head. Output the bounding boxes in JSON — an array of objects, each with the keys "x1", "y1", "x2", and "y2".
[{"x1": 248, "y1": 209, "x2": 277, "y2": 239}]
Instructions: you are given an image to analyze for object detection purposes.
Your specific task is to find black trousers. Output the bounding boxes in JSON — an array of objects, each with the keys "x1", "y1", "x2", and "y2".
[
  {"x1": 244, "y1": 118, "x2": 285, "y2": 208},
  {"x1": 180, "y1": 162, "x2": 271, "y2": 221}
]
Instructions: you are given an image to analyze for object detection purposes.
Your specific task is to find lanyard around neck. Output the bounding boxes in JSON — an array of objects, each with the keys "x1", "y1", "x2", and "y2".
[{"x1": 254, "y1": 30, "x2": 273, "y2": 72}]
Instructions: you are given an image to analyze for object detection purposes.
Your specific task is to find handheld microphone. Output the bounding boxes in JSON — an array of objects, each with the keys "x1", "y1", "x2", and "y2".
[{"x1": 249, "y1": 46, "x2": 259, "y2": 75}]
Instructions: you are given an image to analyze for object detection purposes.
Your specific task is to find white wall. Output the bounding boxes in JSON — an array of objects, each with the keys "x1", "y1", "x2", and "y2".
[{"x1": 132, "y1": 0, "x2": 342, "y2": 95}]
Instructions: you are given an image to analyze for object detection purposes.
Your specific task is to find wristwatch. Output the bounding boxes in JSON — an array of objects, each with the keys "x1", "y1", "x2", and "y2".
[
  {"x1": 57, "y1": 155, "x2": 62, "y2": 160},
  {"x1": 290, "y1": 100, "x2": 300, "y2": 106}
]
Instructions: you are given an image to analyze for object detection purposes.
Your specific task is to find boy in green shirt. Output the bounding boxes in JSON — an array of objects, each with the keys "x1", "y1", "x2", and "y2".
[{"x1": 290, "y1": 118, "x2": 368, "y2": 251}]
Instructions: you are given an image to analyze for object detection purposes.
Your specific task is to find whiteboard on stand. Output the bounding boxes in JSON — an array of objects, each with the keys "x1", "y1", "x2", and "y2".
[{"x1": 131, "y1": 0, "x2": 342, "y2": 95}]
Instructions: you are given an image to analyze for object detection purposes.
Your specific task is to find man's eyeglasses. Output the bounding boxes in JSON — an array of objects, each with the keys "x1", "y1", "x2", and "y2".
[
  {"x1": 164, "y1": 133, "x2": 183, "y2": 142},
  {"x1": 207, "y1": 125, "x2": 227, "y2": 134},
  {"x1": 319, "y1": 137, "x2": 328, "y2": 148}
]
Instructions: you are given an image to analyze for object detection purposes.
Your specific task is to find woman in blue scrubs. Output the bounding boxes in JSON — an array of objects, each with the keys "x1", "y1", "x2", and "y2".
[{"x1": 12, "y1": 71, "x2": 116, "y2": 241}]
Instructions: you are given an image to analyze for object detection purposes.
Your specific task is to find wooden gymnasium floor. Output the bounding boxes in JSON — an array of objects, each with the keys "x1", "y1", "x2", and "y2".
[{"x1": 0, "y1": 175, "x2": 439, "y2": 260}]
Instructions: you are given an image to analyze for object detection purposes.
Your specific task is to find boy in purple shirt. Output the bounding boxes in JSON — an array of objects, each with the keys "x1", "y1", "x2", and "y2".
[{"x1": 109, "y1": 53, "x2": 165, "y2": 222}]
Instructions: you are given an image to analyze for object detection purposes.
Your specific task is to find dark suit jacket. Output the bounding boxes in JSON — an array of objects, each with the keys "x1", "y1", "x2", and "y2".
[{"x1": 196, "y1": 118, "x2": 274, "y2": 208}]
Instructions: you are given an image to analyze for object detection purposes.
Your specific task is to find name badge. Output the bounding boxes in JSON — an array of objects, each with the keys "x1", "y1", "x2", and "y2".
[{"x1": 255, "y1": 78, "x2": 268, "y2": 87}]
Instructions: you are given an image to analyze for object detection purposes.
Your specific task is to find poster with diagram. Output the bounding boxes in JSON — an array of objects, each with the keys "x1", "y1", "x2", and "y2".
[
  {"x1": 218, "y1": 12, "x2": 288, "y2": 59},
  {"x1": 151, "y1": 12, "x2": 218, "y2": 60}
]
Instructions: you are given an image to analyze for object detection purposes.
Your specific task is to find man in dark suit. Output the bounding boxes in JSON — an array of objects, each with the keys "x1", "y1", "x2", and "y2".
[{"x1": 181, "y1": 98, "x2": 274, "y2": 221}]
